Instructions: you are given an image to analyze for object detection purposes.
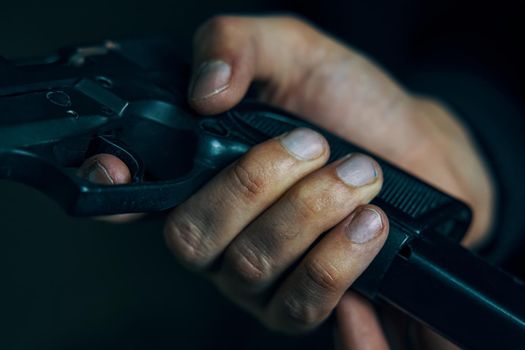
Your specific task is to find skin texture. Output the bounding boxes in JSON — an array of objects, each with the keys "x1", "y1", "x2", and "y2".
[{"x1": 78, "y1": 15, "x2": 494, "y2": 349}]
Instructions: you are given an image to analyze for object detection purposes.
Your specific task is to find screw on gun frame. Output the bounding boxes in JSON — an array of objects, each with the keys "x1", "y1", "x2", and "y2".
[{"x1": 46, "y1": 90, "x2": 72, "y2": 107}]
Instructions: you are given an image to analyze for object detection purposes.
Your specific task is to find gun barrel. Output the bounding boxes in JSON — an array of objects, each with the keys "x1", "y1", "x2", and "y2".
[{"x1": 377, "y1": 232, "x2": 525, "y2": 349}]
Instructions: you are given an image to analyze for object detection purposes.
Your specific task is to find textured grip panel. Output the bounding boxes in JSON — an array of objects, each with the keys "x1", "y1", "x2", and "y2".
[
  {"x1": 232, "y1": 108, "x2": 453, "y2": 220},
  {"x1": 326, "y1": 133, "x2": 451, "y2": 219},
  {"x1": 380, "y1": 168, "x2": 450, "y2": 219}
]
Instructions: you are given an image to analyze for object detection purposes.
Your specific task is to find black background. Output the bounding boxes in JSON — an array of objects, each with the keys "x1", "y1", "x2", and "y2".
[{"x1": 1, "y1": 1, "x2": 524, "y2": 349}]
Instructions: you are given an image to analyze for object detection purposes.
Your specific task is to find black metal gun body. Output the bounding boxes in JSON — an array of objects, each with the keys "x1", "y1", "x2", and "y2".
[{"x1": 1, "y1": 41, "x2": 524, "y2": 349}]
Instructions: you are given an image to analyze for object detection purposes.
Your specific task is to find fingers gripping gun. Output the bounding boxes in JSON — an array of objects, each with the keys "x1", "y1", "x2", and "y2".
[{"x1": 1, "y1": 40, "x2": 524, "y2": 349}]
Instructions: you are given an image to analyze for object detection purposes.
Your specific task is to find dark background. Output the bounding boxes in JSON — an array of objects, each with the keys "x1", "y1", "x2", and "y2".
[{"x1": 1, "y1": 1, "x2": 524, "y2": 349}]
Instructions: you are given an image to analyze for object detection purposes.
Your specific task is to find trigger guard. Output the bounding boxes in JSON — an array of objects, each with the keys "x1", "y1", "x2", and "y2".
[{"x1": 85, "y1": 135, "x2": 144, "y2": 183}]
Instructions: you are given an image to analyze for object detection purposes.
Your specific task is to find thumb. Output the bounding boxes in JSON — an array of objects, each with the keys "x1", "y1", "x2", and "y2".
[
  {"x1": 187, "y1": 15, "x2": 334, "y2": 115},
  {"x1": 187, "y1": 15, "x2": 419, "y2": 163}
]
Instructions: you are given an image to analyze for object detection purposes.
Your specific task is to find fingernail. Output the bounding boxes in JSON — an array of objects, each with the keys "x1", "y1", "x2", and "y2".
[
  {"x1": 280, "y1": 128, "x2": 326, "y2": 160},
  {"x1": 190, "y1": 60, "x2": 232, "y2": 100},
  {"x1": 336, "y1": 154, "x2": 377, "y2": 187},
  {"x1": 84, "y1": 161, "x2": 114, "y2": 184},
  {"x1": 346, "y1": 208, "x2": 383, "y2": 244}
]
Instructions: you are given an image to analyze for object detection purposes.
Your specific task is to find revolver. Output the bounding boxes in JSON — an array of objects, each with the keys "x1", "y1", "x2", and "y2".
[{"x1": 1, "y1": 39, "x2": 524, "y2": 349}]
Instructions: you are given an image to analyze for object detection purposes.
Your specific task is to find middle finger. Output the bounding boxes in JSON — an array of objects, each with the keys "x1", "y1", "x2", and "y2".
[{"x1": 214, "y1": 153, "x2": 382, "y2": 300}]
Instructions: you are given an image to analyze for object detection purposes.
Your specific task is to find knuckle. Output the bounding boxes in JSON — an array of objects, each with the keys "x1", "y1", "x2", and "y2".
[
  {"x1": 226, "y1": 242, "x2": 272, "y2": 288},
  {"x1": 303, "y1": 258, "x2": 342, "y2": 294},
  {"x1": 288, "y1": 185, "x2": 340, "y2": 218},
  {"x1": 279, "y1": 295, "x2": 322, "y2": 331},
  {"x1": 288, "y1": 187, "x2": 321, "y2": 217},
  {"x1": 275, "y1": 15, "x2": 320, "y2": 48},
  {"x1": 277, "y1": 14, "x2": 310, "y2": 32},
  {"x1": 195, "y1": 15, "x2": 238, "y2": 43},
  {"x1": 230, "y1": 158, "x2": 267, "y2": 200},
  {"x1": 164, "y1": 215, "x2": 210, "y2": 269}
]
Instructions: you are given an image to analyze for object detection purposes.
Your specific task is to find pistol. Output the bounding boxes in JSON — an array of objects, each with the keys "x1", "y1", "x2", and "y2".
[{"x1": 1, "y1": 39, "x2": 524, "y2": 349}]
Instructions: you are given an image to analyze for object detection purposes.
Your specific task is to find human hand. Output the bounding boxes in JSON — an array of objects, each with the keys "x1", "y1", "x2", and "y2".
[{"x1": 78, "y1": 15, "x2": 493, "y2": 345}]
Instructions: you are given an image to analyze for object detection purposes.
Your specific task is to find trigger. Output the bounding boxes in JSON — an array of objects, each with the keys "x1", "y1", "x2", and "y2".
[{"x1": 85, "y1": 136, "x2": 144, "y2": 183}]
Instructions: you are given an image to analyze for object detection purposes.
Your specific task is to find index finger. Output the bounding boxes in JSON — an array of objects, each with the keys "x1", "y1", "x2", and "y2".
[{"x1": 77, "y1": 153, "x2": 142, "y2": 223}]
